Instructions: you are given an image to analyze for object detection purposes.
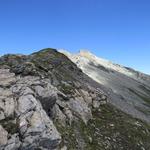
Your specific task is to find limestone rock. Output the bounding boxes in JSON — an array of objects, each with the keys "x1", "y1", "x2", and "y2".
[
  {"x1": 4, "y1": 134, "x2": 21, "y2": 150},
  {"x1": 0, "y1": 125, "x2": 8, "y2": 145},
  {"x1": 68, "y1": 98, "x2": 92, "y2": 124},
  {"x1": 53, "y1": 104, "x2": 66, "y2": 126},
  {"x1": 0, "y1": 69, "x2": 16, "y2": 87}
]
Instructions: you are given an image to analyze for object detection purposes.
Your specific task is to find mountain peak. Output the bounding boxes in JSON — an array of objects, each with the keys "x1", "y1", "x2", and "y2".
[
  {"x1": 79, "y1": 50, "x2": 95, "y2": 59},
  {"x1": 79, "y1": 49, "x2": 92, "y2": 54}
]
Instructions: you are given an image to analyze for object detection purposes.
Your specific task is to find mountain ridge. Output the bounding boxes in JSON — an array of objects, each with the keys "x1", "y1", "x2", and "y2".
[
  {"x1": 0, "y1": 48, "x2": 150, "y2": 150},
  {"x1": 60, "y1": 49, "x2": 150, "y2": 80}
]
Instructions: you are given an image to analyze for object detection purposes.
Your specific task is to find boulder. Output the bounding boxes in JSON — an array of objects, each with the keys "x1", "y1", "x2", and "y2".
[{"x1": 68, "y1": 98, "x2": 92, "y2": 124}]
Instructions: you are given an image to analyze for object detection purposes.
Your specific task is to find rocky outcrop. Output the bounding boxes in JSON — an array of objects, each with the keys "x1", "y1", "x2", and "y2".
[
  {"x1": 0, "y1": 125, "x2": 8, "y2": 145},
  {"x1": 0, "y1": 70, "x2": 61, "y2": 150},
  {"x1": 0, "y1": 49, "x2": 107, "y2": 149}
]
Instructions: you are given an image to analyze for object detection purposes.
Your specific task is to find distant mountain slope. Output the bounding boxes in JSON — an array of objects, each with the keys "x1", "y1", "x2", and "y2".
[{"x1": 60, "y1": 50, "x2": 150, "y2": 123}]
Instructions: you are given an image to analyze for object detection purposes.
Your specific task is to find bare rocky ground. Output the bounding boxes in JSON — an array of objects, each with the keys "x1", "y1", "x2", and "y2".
[{"x1": 0, "y1": 48, "x2": 150, "y2": 150}]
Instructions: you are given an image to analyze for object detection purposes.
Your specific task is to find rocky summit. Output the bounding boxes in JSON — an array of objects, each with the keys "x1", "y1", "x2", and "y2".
[{"x1": 0, "y1": 48, "x2": 150, "y2": 150}]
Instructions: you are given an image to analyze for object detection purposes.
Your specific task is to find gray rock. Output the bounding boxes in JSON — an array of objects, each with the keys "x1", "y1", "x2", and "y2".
[
  {"x1": 0, "y1": 88, "x2": 15, "y2": 119},
  {"x1": 18, "y1": 118, "x2": 28, "y2": 136},
  {"x1": 68, "y1": 98, "x2": 92, "y2": 124},
  {"x1": 4, "y1": 134, "x2": 21, "y2": 150},
  {"x1": 17, "y1": 94, "x2": 37, "y2": 115},
  {"x1": 34, "y1": 85, "x2": 58, "y2": 115},
  {"x1": 21, "y1": 104, "x2": 61, "y2": 149},
  {"x1": 53, "y1": 104, "x2": 66, "y2": 126},
  {"x1": 63, "y1": 107, "x2": 73, "y2": 125},
  {"x1": 0, "y1": 125, "x2": 8, "y2": 145},
  {"x1": 0, "y1": 69, "x2": 16, "y2": 87},
  {"x1": 0, "y1": 111, "x2": 5, "y2": 121}
]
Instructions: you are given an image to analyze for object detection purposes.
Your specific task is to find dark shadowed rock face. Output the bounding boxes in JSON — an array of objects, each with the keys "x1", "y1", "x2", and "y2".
[{"x1": 0, "y1": 48, "x2": 150, "y2": 150}]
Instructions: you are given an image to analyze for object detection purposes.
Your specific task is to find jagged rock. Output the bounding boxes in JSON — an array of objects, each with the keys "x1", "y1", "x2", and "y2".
[
  {"x1": 92, "y1": 92, "x2": 107, "y2": 108},
  {"x1": 0, "y1": 69, "x2": 16, "y2": 87},
  {"x1": 19, "y1": 118, "x2": 28, "y2": 136},
  {"x1": 79, "y1": 89, "x2": 93, "y2": 104},
  {"x1": 68, "y1": 98, "x2": 92, "y2": 124},
  {"x1": 63, "y1": 107, "x2": 73, "y2": 125},
  {"x1": 0, "y1": 49, "x2": 108, "y2": 149},
  {"x1": 53, "y1": 104, "x2": 66, "y2": 126},
  {"x1": 34, "y1": 85, "x2": 58, "y2": 115},
  {"x1": 4, "y1": 134, "x2": 21, "y2": 150},
  {"x1": 0, "y1": 72, "x2": 62, "y2": 149},
  {"x1": 0, "y1": 87, "x2": 15, "y2": 120},
  {"x1": 0, "y1": 111, "x2": 5, "y2": 121},
  {"x1": 0, "y1": 125, "x2": 8, "y2": 145},
  {"x1": 17, "y1": 94, "x2": 37, "y2": 114}
]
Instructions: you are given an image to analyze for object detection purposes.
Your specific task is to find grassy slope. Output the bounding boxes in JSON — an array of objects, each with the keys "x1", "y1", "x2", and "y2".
[{"x1": 56, "y1": 104, "x2": 150, "y2": 150}]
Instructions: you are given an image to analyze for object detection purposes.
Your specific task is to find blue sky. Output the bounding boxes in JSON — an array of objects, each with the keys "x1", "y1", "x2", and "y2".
[{"x1": 0, "y1": 0, "x2": 150, "y2": 74}]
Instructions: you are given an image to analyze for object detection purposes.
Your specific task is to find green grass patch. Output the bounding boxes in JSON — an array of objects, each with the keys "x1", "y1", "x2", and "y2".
[{"x1": 55, "y1": 104, "x2": 150, "y2": 150}]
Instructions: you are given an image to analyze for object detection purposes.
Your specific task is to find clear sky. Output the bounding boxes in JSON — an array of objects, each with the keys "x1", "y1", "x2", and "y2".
[{"x1": 0, "y1": 0, "x2": 150, "y2": 74}]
